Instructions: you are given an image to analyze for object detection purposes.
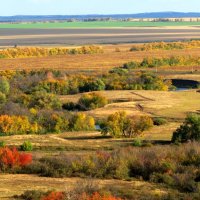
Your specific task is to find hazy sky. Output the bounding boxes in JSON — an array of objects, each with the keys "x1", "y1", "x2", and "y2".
[{"x1": 1, "y1": 0, "x2": 200, "y2": 16}]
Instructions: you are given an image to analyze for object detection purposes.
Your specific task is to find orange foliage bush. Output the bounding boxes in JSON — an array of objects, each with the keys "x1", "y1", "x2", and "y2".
[
  {"x1": 41, "y1": 192, "x2": 64, "y2": 200},
  {"x1": 0, "y1": 147, "x2": 32, "y2": 169},
  {"x1": 80, "y1": 192, "x2": 122, "y2": 200}
]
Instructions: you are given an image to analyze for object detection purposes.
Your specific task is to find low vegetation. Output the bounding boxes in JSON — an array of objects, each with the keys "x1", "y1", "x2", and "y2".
[
  {"x1": 130, "y1": 40, "x2": 200, "y2": 51},
  {"x1": 20, "y1": 143, "x2": 200, "y2": 194},
  {"x1": 0, "y1": 46, "x2": 103, "y2": 59}
]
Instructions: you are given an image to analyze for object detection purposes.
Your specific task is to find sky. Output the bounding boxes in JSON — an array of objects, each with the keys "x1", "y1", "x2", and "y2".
[{"x1": 1, "y1": 0, "x2": 200, "y2": 16}]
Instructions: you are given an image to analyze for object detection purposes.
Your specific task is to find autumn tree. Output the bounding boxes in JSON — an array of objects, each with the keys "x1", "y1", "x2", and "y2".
[
  {"x1": 69, "y1": 113, "x2": 95, "y2": 131},
  {"x1": 101, "y1": 112, "x2": 153, "y2": 138}
]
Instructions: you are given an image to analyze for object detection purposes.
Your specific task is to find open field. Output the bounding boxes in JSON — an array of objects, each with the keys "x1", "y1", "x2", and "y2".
[
  {"x1": 2, "y1": 27, "x2": 200, "y2": 46},
  {"x1": 60, "y1": 90, "x2": 200, "y2": 119},
  {"x1": 1, "y1": 21, "x2": 200, "y2": 29}
]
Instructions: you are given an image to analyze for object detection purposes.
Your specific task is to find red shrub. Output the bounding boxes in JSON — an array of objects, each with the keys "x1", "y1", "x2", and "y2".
[
  {"x1": 19, "y1": 153, "x2": 33, "y2": 167},
  {"x1": 80, "y1": 192, "x2": 122, "y2": 200},
  {"x1": 41, "y1": 192, "x2": 64, "y2": 200},
  {"x1": 0, "y1": 147, "x2": 32, "y2": 169}
]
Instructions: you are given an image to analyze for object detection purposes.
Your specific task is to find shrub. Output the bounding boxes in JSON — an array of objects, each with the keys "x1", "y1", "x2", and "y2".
[
  {"x1": 132, "y1": 139, "x2": 143, "y2": 147},
  {"x1": 0, "y1": 147, "x2": 32, "y2": 170},
  {"x1": 42, "y1": 192, "x2": 64, "y2": 200},
  {"x1": 79, "y1": 192, "x2": 122, "y2": 200},
  {"x1": 15, "y1": 190, "x2": 45, "y2": 200},
  {"x1": 0, "y1": 141, "x2": 5, "y2": 147},
  {"x1": 20, "y1": 141, "x2": 33, "y2": 151},
  {"x1": 172, "y1": 114, "x2": 200, "y2": 143},
  {"x1": 153, "y1": 117, "x2": 168, "y2": 126},
  {"x1": 78, "y1": 92, "x2": 108, "y2": 111}
]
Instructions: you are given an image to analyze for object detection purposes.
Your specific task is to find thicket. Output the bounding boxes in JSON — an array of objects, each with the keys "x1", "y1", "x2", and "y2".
[
  {"x1": 23, "y1": 143, "x2": 200, "y2": 193},
  {"x1": 0, "y1": 46, "x2": 103, "y2": 59},
  {"x1": 130, "y1": 40, "x2": 200, "y2": 51}
]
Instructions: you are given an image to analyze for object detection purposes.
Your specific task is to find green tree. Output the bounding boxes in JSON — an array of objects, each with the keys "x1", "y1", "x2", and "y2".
[{"x1": 172, "y1": 114, "x2": 200, "y2": 143}]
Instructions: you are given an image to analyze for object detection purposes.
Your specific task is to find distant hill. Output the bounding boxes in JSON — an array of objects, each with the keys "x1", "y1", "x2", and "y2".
[{"x1": 1, "y1": 12, "x2": 200, "y2": 22}]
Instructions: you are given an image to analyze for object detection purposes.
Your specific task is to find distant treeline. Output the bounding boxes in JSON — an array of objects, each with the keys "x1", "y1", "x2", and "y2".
[
  {"x1": 0, "y1": 46, "x2": 103, "y2": 59},
  {"x1": 119, "y1": 56, "x2": 200, "y2": 69},
  {"x1": 1, "y1": 12, "x2": 200, "y2": 22},
  {"x1": 130, "y1": 40, "x2": 200, "y2": 51}
]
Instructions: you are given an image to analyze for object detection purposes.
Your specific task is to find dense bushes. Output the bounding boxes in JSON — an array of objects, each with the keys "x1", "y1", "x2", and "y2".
[
  {"x1": 130, "y1": 40, "x2": 200, "y2": 51},
  {"x1": 0, "y1": 46, "x2": 103, "y2": 59},
  {"x1": 101, "y1": 111, "x2": 153, "y2": 138},
  {"x1": 23, "y1": 143, "x2": 200, "y2": 193},
  {"x1": 172, "y1": 114, "x2": 200, "y2": 143},
  {"x1": 16, "y1": 190, "x2": 122, "y2": 200},
  {"x1": 0, "y1": 147, "x2": 32, "y2": 171}
]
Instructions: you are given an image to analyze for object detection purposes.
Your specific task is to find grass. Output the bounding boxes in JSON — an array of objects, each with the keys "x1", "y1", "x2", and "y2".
[
  {"x1": 61, "y1": 90, "x2": 200, "y2": 120},
  {"x1": 0, "y1": 174, "x2": 178, "y2": 200},
  {"x1": 1, "y1": 21, "x2": 200, "y2": 29}
]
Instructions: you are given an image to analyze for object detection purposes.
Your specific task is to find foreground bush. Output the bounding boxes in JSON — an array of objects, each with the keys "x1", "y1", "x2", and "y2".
[{"x1": 23, "y1": 142, "x2": 200, "y2": 193}]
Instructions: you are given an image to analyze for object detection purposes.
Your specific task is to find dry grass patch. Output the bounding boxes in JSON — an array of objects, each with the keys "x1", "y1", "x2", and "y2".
[{"x1": 0, "y1": 174, "x2": 177, "y2": 200}]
